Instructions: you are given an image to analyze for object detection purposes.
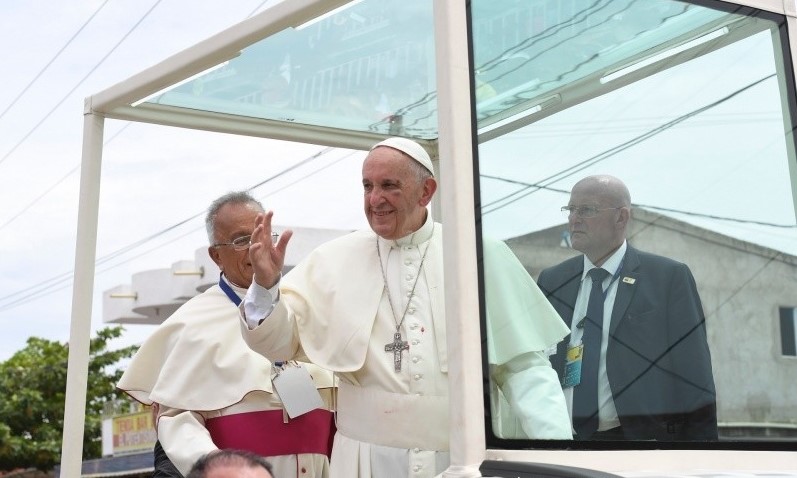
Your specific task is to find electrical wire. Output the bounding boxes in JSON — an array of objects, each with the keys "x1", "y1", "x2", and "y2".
[
  {"x1": 0, "y1": 146, "x2": 341, "y2": 312},
  {"x1": 0, "y1": 0, "x2": 278, "y2": 233},
  {"x1": 245, "y1": 0, "x2": 273, "y2": 19},
  {"x1": 480, "y1": 176, "x2": 796, "y2": 229},
  {"x1": 0, "y1": 123, "x2": 133, "y2": 233},
  {"x1": 0, "y1": 0, "x2": 112, "y2": 122},
  {"x1": 481, "y1": 74, "x2": 776, "y2": 215},
  {"x1": 0, "y1": 0, "x2": 165, "y2": 168}
]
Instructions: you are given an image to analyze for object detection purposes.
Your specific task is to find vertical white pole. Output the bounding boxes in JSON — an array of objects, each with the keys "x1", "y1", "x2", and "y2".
[
  {"x1": 434, "y1": 1, "x2": 485, "y2": 477},
  {"x1": 59, "y1": 106, "x2": 104, "y2": 477}
]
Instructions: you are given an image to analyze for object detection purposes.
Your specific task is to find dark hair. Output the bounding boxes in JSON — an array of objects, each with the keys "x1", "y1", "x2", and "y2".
[{"x1": 186, "y1": 449, "x2": 274, "y2": 477}]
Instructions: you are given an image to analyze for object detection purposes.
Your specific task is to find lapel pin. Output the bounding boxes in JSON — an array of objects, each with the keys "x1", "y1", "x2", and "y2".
[{"x1": 622, "y1": 276, "x2": 636, "y2": 284}]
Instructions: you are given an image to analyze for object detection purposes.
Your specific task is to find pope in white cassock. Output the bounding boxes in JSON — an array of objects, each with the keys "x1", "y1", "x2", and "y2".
[{"x1": 240, "y1": 137, "x2": 571, "y2": 478}]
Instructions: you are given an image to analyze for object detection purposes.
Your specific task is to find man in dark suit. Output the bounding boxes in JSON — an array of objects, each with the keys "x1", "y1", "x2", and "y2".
[{"x1": 538, "y1": 175, "x2": 717, "y2": 441}]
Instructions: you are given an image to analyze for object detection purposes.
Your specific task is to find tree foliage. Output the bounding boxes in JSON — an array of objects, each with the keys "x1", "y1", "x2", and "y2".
[{"x1": 0, "y1": 327, "x2": 138, "y2": 471}]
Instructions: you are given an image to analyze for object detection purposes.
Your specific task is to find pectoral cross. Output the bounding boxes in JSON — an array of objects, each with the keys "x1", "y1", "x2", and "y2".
[{"x1": 385, "y1": 332, "x2": 410, "y2": 372}]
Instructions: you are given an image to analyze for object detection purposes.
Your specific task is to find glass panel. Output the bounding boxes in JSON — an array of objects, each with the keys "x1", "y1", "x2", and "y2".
[
  {"x1": 473, "y1": 0, "x2": 797, "y2": 446},
  {"x1": 143, "y1": 0, "x2": 437, "y2": 139},
  {"x1": 472, "y1": 1, "x2": 727, "y2": 130}
]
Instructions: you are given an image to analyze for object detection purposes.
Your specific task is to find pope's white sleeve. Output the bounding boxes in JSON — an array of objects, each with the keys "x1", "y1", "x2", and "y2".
[
  {"x1": 157, "y1": 407, "x2": 216, "y2": 476},
  {"x1": 493, "y1": 351, "x2": 573, "y2": 439},
  {"x1": 242, "y1": 277, "x2": 280, "y2": 329}
]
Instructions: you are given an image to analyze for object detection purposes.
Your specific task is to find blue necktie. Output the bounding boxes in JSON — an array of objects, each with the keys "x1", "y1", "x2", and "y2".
[{"x1": 573, "y1": 267, "x2": 610, "y2": 439}]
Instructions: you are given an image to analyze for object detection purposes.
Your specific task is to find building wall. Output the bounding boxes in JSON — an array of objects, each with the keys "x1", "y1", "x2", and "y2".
[{"x1": 505, "y1": 208, "x2": 797, "y2": 432}]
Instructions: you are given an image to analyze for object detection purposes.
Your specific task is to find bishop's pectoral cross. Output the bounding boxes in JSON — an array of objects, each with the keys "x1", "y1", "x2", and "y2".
[{"x1": 385, "y1": 332, "x2": 410, "y2": 372}]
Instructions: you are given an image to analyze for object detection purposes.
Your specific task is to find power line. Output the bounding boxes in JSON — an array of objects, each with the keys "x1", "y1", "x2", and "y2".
[
  {"x1": 0, "y1": 0, "x2": 112, "y2": 122},
  {"x1": 0, "y1": 1, "x2": 277, "y2": 233},
  {"x1": 0, "y1": 1, "x2": 343, "y2": 312},
  {"x1": 254, "y1": 150, "x2": 362, "y2": 202},
  {"x1": 509, "y1": 115, "x2": 781, "y2": 137},
  {"x1": 375, "y1": 0, "x2": 652, "y2": 133},
  {"x1": 0, "y1": 123, "x2": 132, "y2": 233},
  {"x1": 97, "y1": 150, "x2": 361, "y2": 274},
  {"x1": 0, "y1": 165, "x2": 78, "y2": 231},
  {"x1": 480, "y1": 176, "x2": 795, "y2": 229},
  {"x1": 480, "y1": 73, "x2": 776, "y2": 215},
  {"x1": 89, "y1": 147, "x2": 333, "y2": 270},
  {"x1": 0, "y1": 146, "x2": 339, "y2": 312},
  {"x1": 623, "y1": 216, "x2": 789, "y2": 323},
  {"x1": 245, "y1": 0, "x2": 272, "y2": 19},
  {"x1": 0, "y1": 0, "x2": 165, "y2": 168}
]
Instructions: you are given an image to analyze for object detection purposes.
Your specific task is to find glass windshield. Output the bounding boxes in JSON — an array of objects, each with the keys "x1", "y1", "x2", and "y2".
[
  {"x1": 142, "y1": 0, "x2": 438, "y2": 140},
  {"x1": 473, "y1": 0, "x2": 797, "y2": 447}
]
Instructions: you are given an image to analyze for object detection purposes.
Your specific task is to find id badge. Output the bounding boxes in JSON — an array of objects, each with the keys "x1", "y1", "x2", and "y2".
[
  {"x1": 562, "y1": 344, "x2": 584, "y2": 389},
  {"x1": 272, "y1": 362, "x2": 324, "y2": 419}
]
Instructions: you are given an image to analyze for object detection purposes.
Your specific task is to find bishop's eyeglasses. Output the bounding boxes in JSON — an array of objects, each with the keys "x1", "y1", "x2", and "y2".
[
  {"x1": 212, "y1": 232, "x2": 279, "y2": 251},
  {"x1": 211, "y1": 234, "x2": 252, "y2": 251}
]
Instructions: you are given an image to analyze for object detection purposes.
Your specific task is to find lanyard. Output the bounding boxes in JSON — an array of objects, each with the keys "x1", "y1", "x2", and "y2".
[
  {"x1": 598, "y1": 258, "x2": 625, "y2": 301},
  {"x1": 218, "y1": 273, "x2": 242, "y2": 306},
  {"x1": 219, "y1": 273, "x2": 284, "y2": 366}
]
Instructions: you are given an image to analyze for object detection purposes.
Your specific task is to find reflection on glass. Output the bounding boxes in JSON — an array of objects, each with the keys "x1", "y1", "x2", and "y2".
[
  {"x1": 471, "y1": 1, "x2": 727, "y2": 129},
  {"x1": 473, "y1": 0, "x2": 797, "y2": 444},
  {"x1": 483, "y1": 235, "x2": 572, "y2": 440},
  {"x1": 146, "y1": 0, "x2": 438, "y2": 138},
  {"x1": 538, "y1": 175, "x2": 717, "y2": 441}
]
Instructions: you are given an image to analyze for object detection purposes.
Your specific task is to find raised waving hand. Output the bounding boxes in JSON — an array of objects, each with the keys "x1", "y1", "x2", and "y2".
[{"x1": 249, "y1": 211, "x2": 293, "y2": 289}]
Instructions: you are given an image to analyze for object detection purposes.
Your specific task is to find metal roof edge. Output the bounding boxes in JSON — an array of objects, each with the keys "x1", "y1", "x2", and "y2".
[{"x1": 86, "y1": 0, "x2": 352, "y2": 114}]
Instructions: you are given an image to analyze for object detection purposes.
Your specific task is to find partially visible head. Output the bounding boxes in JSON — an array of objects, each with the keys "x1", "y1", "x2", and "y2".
[
  {"x1": 566, "y1": 175, "x2": 631, "y2": 266},
  {"x1": 363, "y1": 137, "x2": 437, "y2": 240},
  {"x1": 186, "y1": 449, "x2": 273, "y2": 478},
  {"x1": 205, "y1": 191, "x2": 265, "y2": 288}
]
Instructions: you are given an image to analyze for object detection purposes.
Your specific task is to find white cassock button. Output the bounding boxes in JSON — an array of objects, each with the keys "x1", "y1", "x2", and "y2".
[
  {"x1": 413, "y1": 465, "x2": 421, "y2": 472},
  {"x1": 412, "y1": 356, "x2": 420, "y2": 363},
  {"x1": 404, "y1": 259, "x2": 412, "y2": 265},
  {"x1": 414, "y1": 374, "x2": 422, "y2": 380},
  {"x1": 413, "y1": 448, "x2": 421, "y2": 453},
  {"x1": 412, "y1": 339, "x2": 420, "y2": 345},
  {"x1": 406, "y1": 274, "x2": 413, "y2": 281},
  {"x1": 408, "y1": 308, "x2": 416, "y2": 314},
  {"x1": 410, "y1": 323, "x2": 419, "y2": 329}
]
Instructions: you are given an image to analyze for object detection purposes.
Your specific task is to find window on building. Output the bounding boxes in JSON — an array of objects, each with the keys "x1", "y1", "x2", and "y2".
[{"x1": 780, "y1": 307, "x2": 797, "y2": 357}]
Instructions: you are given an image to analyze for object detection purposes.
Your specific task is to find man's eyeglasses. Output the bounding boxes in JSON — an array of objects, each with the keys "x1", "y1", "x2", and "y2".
[
  {"x1": 212, "y1": 232, "x2": 279, "y2": 251},
  {"x1": 212, "y1": 235, "x2": 252, "y2": 251},
  {"x1": 561, "y1": 205, "x2": 623, "y2": 218}
]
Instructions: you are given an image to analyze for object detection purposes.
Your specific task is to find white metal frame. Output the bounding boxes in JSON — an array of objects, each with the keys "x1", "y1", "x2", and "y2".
[
  {"x1": 63, "y1": 0, "x2": 797, "y2": 476},
  {"x1": 433, "y1": 2, "x2": 484, "y2": 476}
]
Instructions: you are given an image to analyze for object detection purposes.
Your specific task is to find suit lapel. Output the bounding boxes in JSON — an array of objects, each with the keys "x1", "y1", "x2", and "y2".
[
  {"x1": 609, "y1": 246, "x2": 640, "y2": 335},
  {"x1": 553, "y1": 260, "x2": 583, "y2": 324}
]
